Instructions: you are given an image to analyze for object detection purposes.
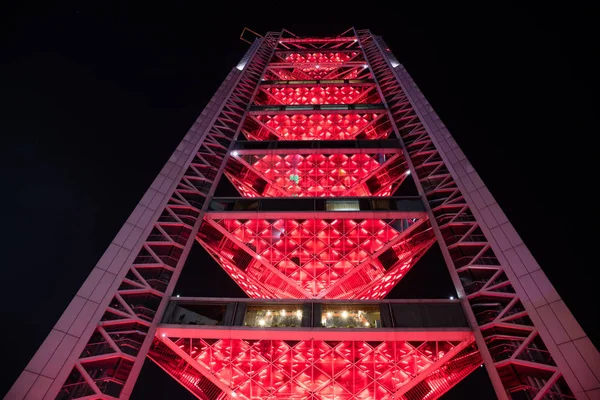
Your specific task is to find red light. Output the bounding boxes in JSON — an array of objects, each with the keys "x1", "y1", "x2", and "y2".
[
  {"x1": 245, "y1": 113, "x2": 391, "y2": 141},
  {"x1": 226, "y1": 153, "x2": 405, "y2": 197},
  {"x1": 256, "y1": 85, "x2": 377, "y2": 105},
  {"x1": 153, "y1": 338, "x2": 481, "y2": 400},
  {"x1": 198, "y1": 218, "x2": 434, "y2": 299},
  {"x1": 282, "y1": 52, "x2": 359, "y2": 64}
]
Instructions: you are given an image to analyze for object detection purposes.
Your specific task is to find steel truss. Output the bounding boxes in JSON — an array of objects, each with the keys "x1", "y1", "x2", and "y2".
[
  {"x1": 275, "y1": 29, "x2": 360, "y2": 51},
  {"x1": 150, "y1": 331, "x2": 481, "y2": 400},
  {"x1": 5, "y1": 32, "x2": 280, "y2": 400},
  {"x1": 263, "y1": 49, "x2": 370, "y2": 82},
  {"x1": 197, "y1": 215, "x2": 435, "y2": 299},
  {"x1": 56, "y1": 36, "x2": 276, "y2": 399},
  {"x1": 242, "y1": 110, "x2": 393, "y2": 141},
  {"x1": 254, "y1": 83, "x2": 380, "y2": 106},
  {"x1": 355, "y1": 28, "x2": 585, "y2": 399},
  {"x1": 9, "y1": 27, "x2": 597, "y2": 400},
  {"x1": 224, "y1": 149, "x2": 407, "y2": 198}
]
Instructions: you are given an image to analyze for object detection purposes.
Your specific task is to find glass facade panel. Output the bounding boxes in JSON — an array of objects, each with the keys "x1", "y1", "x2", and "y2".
[
  {"x1": 325, "y1": 200, "x2": 360, "y2": 211},
  {"x1": 243, "y1": 304, "x2": 303, "y2": 328},
  {"x1": 321, "y1": 304, "x2": 381, "y2": 328},
  {"x1": 170, "y1": 303, "x2": 228, "y2": 325}
]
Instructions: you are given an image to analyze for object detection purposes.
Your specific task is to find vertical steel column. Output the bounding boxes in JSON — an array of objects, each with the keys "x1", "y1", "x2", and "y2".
[
  {"x1": 353, "y1": 28, "x2": 508, "y2": 400},
  {"x1": 356, "y1": 27, "x2": 600, "y2": 400},
  {"x1": 5, "y1": 32, "x2": 279, "y2": 400}
]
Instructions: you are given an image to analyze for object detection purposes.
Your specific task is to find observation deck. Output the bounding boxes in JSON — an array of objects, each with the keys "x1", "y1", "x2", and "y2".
[{"x1": 149, "y1": 298, "x2": 480, "y2": 400}]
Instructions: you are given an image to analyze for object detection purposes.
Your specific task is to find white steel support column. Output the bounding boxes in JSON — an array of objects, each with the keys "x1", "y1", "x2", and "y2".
[
  {"x1": 356, "y1": 28, "x2": 600, "y2": 400},
  {"x1": 354, "y1": 28, "x2": 510, "y2": 400},
  {"x1": 8, "y1": 27, "x2": 598, "y2": 400},
  {"x1": 388, "y1": 48, "x2": 600, "y2": 400},
  {"x1": 5, "y1": 32, "x2": 280, "y2": 400}
]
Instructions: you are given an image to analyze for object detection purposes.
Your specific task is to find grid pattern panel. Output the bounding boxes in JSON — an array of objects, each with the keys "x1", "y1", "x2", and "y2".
[
  {"x1": 157, "y1": 336, "x2": 481, "y2": 400},
  {"x1": 52, "y1": 32, "x2": 280, "y2": 400},
  {"x1": 243, "y1": 112, "x2": 392, "y2": 141},
  {"x1": 278, "y1": 51, "x2": 360, "y2": 64},
  {"x1": 197, "y1": 217, "x2": 435, "y2": 299},
  {"x1": 226, "y1": 152, "x2": 407, "y2": 198},
  {"x1": 357, "y1": 28, "x2": 579, "y2": 399},
  {"x1": 255, "y1": 85, "x2": 379, "y2": 105}
]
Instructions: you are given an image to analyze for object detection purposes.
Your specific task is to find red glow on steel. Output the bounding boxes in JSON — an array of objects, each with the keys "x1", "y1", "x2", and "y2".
[
  {"x1": 155, "y1": 33, "x2": 480, "y2": 400},
  {"x1": 281, "y1": 52, "x2": 359, "y2": 64},
  {"x1": 226, "y1": 153, "x2": 399, "y2": 197},
  {"x1": 246, "y1": 113, "x2": 387, "y2": 141},
  {"x1": 197, "y1": 218, "x2": 434, "y2": 299},
  {"x1": 257, "y1": 85, "x2": 375, "y2": 105},
  {"x1": 268, "y1": 67, "x2": 361, "y2": 81},
  {"x1": 302, "y1": 67, "x2": 359, "y2": 80},
  {"x1": 154, "y1": 337, "x2": 481, "y2": 400}
]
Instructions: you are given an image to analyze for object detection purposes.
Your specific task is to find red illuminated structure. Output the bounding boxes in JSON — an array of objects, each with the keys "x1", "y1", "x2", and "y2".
[
  {"x1": 6, "y1": 28, "x2": 599, "y2": 400},
  {"x1": 150, "y1": 297, "x2": 482, "y2": 400}
]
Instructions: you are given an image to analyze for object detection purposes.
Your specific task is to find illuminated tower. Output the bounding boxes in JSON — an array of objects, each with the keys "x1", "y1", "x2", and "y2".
[{"x1": 6, "y1": 28, "x2": 599, "y2": 400}]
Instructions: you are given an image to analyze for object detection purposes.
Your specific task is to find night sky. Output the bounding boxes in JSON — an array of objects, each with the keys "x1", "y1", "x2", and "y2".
[{"x1": 1, "y1": 2, "x2": 598, "y2": 399}]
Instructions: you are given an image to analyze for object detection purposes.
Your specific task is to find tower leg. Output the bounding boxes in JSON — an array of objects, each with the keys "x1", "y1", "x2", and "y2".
[
  {"x1": 4, "y1": 34, "x2": 279, "y2": 400},
  {"x1": 356, "y1": 28, "x2": 600, "y2": 400}
]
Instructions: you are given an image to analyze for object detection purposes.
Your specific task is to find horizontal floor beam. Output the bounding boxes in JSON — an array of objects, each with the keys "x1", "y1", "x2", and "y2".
[{"x1": 156, "y1": 326, "x2": 473, "y2": 342}]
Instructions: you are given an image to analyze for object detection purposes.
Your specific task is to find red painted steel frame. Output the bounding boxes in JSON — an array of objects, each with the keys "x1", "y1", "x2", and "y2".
[
  {"x1": 225, "y1": 151, "x2": 407, "y2": 198},
  {"x1": 254, "y1": 84, "x2": 380, "y2": 106},
  {"x1": 5, "y1": 31, "x2": 280, "y2": 400},
  {"x1": 10, "y1": 28, "x2": 596, "y2": 400},
  {"x1": 354, "y1": 28, "x2": 596, "y2": 399},
  {"x1": 150, "y1": 332, "x2": 481, "y2": 400},
  {"x1": 242, "y1": 112, "x2": 393, "y2": 141},
  {"x1": 197, "y1": 216, "x2": 435, "y2": 299}
]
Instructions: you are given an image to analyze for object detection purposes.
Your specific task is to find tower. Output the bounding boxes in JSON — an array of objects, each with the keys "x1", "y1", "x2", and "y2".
[{"x1": 5, "y1": 27, "x2": 599, "y2": 400}]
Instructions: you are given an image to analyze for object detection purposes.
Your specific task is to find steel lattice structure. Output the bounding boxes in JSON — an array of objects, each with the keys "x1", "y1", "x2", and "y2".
[
  {"x1": 198, "y1": 215, "x2": 434, "y2": 299},
  {"x1": 6, "y1": 28, "x2": 599, "y2": 400},
  {"x1": 224, "y1": 150, "x2": 406, "y2": 197},
  {"x1": 151, "y1": 337, "x2": 480, "y2": 400}
]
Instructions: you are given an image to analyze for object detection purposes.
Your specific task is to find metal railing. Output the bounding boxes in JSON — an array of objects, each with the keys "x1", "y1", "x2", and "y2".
[
  {"x1": 207, "y1": 196, "x2": 423, "y2": 213},
  {"x1": 56, "y1": 381, "x2": 95, "y2": 400},
  {"x1": 163, "y1": 298, "x2": 468, "y2": 330},
  {"x1": 233, "y1": 138, "x2": 402, "y2": 151},
  {"x1": 508, "y1": 385, "x2": 576, "y2": 400},
  {"x1": 261, "y1": 78, "x2": 375, "y2": 86},
  {"x1": 249, "y1": 103, "x2": 385, "y2": 113}
]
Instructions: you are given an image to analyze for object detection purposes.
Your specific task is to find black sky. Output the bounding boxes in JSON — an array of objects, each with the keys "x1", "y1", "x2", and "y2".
[{"x1": 1, "y1": 2, "x2": 598, "y2": 399}]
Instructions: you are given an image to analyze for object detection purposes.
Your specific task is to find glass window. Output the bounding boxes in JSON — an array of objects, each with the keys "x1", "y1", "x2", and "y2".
[
  {"x1": 325, "y1": 200, "x2": 360, "y2": 211},
  {"x1": 244, "y1": 304, "x2": 303, "y2": 328},
  {"x1": 321, "y1": 304, "x2": 381, "y2": 328},
  {"x1": 371, "y1": 199, "x2": 393, "y2": 211},
  {"x1": 171, "y1": 303, "x2": 228, "y2": 325},
  {"x1": 287, "y1": 105, "x2": 315, "y2": 111},
  {"x1": 321, "y1": 104, "x2": 349, "y2": 110}
]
